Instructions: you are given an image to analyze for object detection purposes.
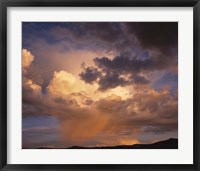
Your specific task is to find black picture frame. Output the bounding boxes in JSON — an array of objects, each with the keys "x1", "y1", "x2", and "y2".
[{"x1": 0, "y1": 0, "x2": 199, "y2": 170}]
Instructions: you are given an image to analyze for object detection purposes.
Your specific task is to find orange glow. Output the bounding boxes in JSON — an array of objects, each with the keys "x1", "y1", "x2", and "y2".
[
  {"x1": 118, "y1": 139, "x2": 140, "y2": 146},
  {"x1": 60, "y1": 112, "x2": 109, "y2": 141}
]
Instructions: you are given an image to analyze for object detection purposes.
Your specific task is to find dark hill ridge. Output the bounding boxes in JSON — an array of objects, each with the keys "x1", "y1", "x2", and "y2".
[{"x1": 66, "y1": 138, "x2": 178, "y2": 149}]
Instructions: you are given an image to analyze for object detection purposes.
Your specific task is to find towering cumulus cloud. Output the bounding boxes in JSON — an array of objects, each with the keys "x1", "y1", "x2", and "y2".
[{"x1": 22, "y1": 22, "x2": 178, "y2": 148}]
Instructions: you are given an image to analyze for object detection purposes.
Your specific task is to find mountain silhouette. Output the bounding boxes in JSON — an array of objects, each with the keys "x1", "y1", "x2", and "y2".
[{"x1": 66, "y1": 138, "x2": 178, "y2": 149}]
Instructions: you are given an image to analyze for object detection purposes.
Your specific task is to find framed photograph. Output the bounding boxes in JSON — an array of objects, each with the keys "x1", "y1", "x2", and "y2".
[{"x1": 0, "y1": 0, "x2": 200, "y2": 170}]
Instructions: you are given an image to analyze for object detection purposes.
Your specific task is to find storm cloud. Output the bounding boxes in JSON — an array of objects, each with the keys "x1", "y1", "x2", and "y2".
[
  {"x1": 79, "y1": 66, "x2": 100, "y2": 83},
  {"x1": 22, "y1": 22, "x2": 178, "y2": 148},
  {"x1": 125, "y1": 22, "x2": 178, "y2": 54}
]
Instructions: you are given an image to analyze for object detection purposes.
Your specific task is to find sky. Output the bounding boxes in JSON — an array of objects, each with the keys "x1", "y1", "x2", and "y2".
[{"x1": 22, "y1": 22, "x2": 178, "y2": 148}]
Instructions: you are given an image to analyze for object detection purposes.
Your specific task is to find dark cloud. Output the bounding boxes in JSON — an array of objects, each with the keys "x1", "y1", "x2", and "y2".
[
  {"x1": 80, "y1": 52, "x2": 176, "y2": 90},
  {"x1": 94, "y1": 53, "x2": 175, "y2": 75},
  {"x1": 80, "y1": 56, "x2": 152, "y2": 90},
  {"x1": 50, "y1": 22, "x2": 177, "y2": 56},
  {"x1": 79, "y1": 67, "x2": 100, "y2": 83},
  {"x1": 98, "y1": 72, "x2": 128, "y2": 90},
  {"x1": 125, "y1": 22, "x2": 178, "y2": 54}
]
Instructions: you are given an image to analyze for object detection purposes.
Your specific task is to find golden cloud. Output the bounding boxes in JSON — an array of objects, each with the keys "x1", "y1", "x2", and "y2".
[{"x1": 22, "y1": 48, "x2": 34, "y2": 72}]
